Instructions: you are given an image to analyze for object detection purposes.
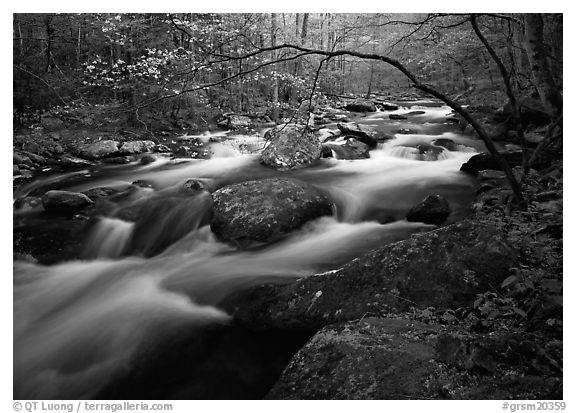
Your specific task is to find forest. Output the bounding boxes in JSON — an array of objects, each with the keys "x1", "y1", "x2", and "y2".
[{"x1": 13, "y1": 13, "x2": 563, "y2": 402}]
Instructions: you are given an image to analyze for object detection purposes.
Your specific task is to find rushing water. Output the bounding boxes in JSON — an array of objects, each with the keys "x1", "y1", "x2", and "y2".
[{"x1": 13, "y1": 101, "x2": 481, "y2": 399}]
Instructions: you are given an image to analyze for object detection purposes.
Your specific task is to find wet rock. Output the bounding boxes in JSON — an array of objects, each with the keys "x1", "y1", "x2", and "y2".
[
  {"x1": 14, "y1": 216, "x2": 90, "y2": 264},
  {"x1": 119, "y1": 140, "x2": 156, "y2": 155},
  {"x1": 397, "y1": 128, "x2": 415, "y2": 134},
  {"x1": 56, "y1": 156, "x2": 95, "y2": 168},
  {"x1": 375, "y1": 102, "x2": 399, "y2": 111},
  {"x1": 14, "y1": 196, "x2": 42, "y2": 211},
  {"x1": 344, "y1": 99, "x2": 377, "y2": 112},
  {"x1": 224, "y1": 220, "x2": 517, "y2": 330},
  {"x1": 210, "y1": 178, "x2": 333, "y2": 247},
  {"x1": 139, "y1": 154, "x2": 156, "y2": 165},
  {"x1": 13, "y1": 165, "x2": 20, "y2": 175},
  {"x1": 102, "y1": 156, "x2": 133, "y2": 164},
  {"x1": 76, "y1": 140, "x2": 120, "y2": 159},
  {"x1": 82, "y1": 186, "x2": 122, "y2": 201},
  {"x1": 322, "y1": 138, "x2": 370, "y2": 160},
  {"x1": 261, "y1": 125, "x2": 321, "y2": 169},
  {"x1": 42, "y1": 190, "x2": 95, "y2": 215},
  {"x1": 416, "y1": 144, "x2": 445, "y2": 161},
  {"x1": 266, "y1": 318, "x2": 440, "y2": 399},
  {"x1": 406, "y1": 194, "x2": 451, "y2": 225},
  {"x1": 389, "y1": 114, "x2": 408, "y2": 120},
  {"x1": 336, "y1": 123, "x2": 378, "y2": 148},
  {"x1": 174, "y1": 146, "x2": 211, "y2": 159},
  {"x1": 181, "y1": 179, "x2": 207, "y2": 194},
  {"x1": 460, "y1": 151, "x2": 524, "y2": 175},
  {"x1": 432, "y1": 138, "x2": 458, "y2": 151},
  {"x1": 132, "y1": 180, "x2": 155, "y2": 189},
  {"x1": 406, "y1": 110, "x2": 426, "y2": 116}
]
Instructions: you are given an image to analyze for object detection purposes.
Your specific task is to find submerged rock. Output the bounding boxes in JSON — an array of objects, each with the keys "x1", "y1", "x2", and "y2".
[
  {"x1": 389, "y1": 114, "x2": 408, "y2": 120},
  {"x1": 261, "y1": 125, "x2": 321, "y2": 169},
  {"x1": 210, "y1": 178, "x2": 333, "y2": 247},
  {"x1": 224, "y1": 220, "x2": 517, "y2": 330},
  {"x1": 42, "y1": 190, "x2": 95, "y2": 215},
  {"x1": 406, "y1": 194, "x2": 451, "y2": 225}
]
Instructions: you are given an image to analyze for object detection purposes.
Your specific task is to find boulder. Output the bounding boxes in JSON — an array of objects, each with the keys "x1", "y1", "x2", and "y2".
[
  {"x1": 344, "y1": 99, "x2": 377, "y2": 112},
  {"x1": 228, "y1": 114, "x2": 254, "y2": 129},
  {"x1": 389, "y1": 114, "x2": 408, "y2": 120},
  {"x1": 336, "y1": 123, "x2": 378, "y2": 148},
  {"x1": 266, "y1": 318, "x2": 440, "y2": 399},
  {"x1": 180, "y1": 179, "x2": 208, "y2": 195},
  {"x1": 42, "y1": 190, "x2": 95, "y2": 215},
  {"x1": 119, "y1": 140, "x2": 156, "y2": 155},
  {"x1": 21, "y1": 151, "x2": 46, "y2": 165},
  {"x1": 223, "y1": 220, "x2": 517, "y2": 330},
  {"x1": 432, "y1": 138, "x2": 458, "y2": 151},
  {"x1": 218, "y1": 114, "x2": 254, "y2": 130},
  {"x1": 76, "y1": 140, "x2": 120, "y2": 159},
  {"x1": 406, "y1": 194, "x2": 451, "y2": 225},
  {"x1": 460, "y1": 151, "x2": 524, "y2": 175},
  {"x1": 267, "y1": 317, "x2": 561, "y2": 400},
  {"x1": 210, "y1": 178, "x2": 333, "y2": 247},
  {"x1": 82, "y1": 186, "x2": 121, "y2": 201},
  {"x1": 139, "y1": 154, "x2": 156, "y2": 165},
  {"x1": 261, "y1": 125, "x2": 321, "y2": 169}
]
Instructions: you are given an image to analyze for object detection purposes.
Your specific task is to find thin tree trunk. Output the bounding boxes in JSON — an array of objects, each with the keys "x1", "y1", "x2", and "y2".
[
  {"x1": 523, "y1": 13, "x2": 562, "y2": 119},
  {"x1": 271, "y1": 13, "x2": 279, "y2": 122}
]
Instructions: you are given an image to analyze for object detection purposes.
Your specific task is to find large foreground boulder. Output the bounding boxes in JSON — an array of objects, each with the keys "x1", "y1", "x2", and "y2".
[
  {"x1": 336, "y1": 123, "x2": 379, "y2": 148},
  {"x1": 223, "y1": 220, "x2": 518, "y2": 329},
  {"x1": 261, "y1": 125, "x2": 321, "y2": 169},
  {"x1": 406, "y1": 194, "x2": 451, "y2": 225},
  {"x1": 266, "y1": 317, "x2": 561, "y2": 400},
  {"x1": 41, "y1": 190, "x2": 95, "y2": 215},
  {"x1": 76, "y1": 140, "x2": 120, "y2": 159},
  {"x1": 344, "y1": 99, "x2": 377, "y2": 112},
  {"x1": 210, "y1": 178, "x2": 333, "y2": 247}
]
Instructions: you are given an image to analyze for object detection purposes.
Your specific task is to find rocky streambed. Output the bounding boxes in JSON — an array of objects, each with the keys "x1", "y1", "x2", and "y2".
[{"x1": 13, "y1": 97, "x2": 561, "y2": 400}]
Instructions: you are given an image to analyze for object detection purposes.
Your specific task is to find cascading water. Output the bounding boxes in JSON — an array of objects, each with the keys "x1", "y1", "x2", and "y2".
[{"x1": 13, "y1": 100, "x2": 482, "y2": 399}]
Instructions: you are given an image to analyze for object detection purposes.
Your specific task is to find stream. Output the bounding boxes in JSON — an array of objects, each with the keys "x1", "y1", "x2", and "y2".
[{"x1": 13, "y1": 100, "x2": 482, "y2": 399}]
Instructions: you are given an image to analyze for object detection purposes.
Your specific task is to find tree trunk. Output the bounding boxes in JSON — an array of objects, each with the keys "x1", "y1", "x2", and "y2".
[
  {"x1": 523, "y1": 13, "x2": 562, "y2": 119},
  {"x1": 271, "y1": 13, "x2": 279, "y2": 122}
]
